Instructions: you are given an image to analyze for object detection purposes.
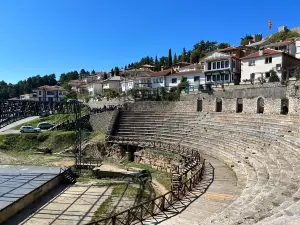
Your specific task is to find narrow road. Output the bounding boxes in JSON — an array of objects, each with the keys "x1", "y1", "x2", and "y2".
[{"x1": 0, "y1": 116, "x2": 39, "y2": 134}]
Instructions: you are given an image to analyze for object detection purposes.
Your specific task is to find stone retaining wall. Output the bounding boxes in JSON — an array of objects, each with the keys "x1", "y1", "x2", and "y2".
[
  {"x1": 134, "y1": 150, "x2": 180, "y2": 172},
  {"x1": 90, "y1": 111, "x2": 114, "y2": 132},
  {"x1": 126, "y1": 100, "x2": 197, "y2": 112}
]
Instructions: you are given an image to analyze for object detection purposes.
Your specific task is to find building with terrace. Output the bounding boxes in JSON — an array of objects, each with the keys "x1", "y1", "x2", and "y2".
[
  {"x1": 241, "y1": 48, "x2": 300, "y2": 82},
  {"x1": 33, "y1": 85, "x2": 65, "y2": 102}
]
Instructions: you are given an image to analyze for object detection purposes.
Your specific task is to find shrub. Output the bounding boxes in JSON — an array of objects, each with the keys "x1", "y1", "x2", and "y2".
[{"x1": 268, "y1": 70, "x2": 280, "y2": 82}]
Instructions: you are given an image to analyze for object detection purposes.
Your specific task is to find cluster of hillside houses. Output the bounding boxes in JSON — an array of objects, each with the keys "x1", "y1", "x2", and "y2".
[{"x1": 19, "y1": 26, "x2": 300, "y2": 102}]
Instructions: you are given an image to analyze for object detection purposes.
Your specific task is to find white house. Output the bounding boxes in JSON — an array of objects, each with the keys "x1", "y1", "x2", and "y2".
[
  {"x1": 102, "y1": 76, "x2": 121, "y2": 92},
  {"x1": 166, "y1": 64, "x2": 205, "y2": 90},
  {"x1": 241, "y1": 48, "x2": 300, "y2": 82},
  {"x1": 20, "y1": 93, "x2": 37, "y2": 101},
  {"x1": 87, "y1": 80, "x2": 103, "y2": 96},
  {"x1": 296, "y1": 38, "x2": 300, "y2": 59},
  {"x1": 33, "y1": 85, "x2": 65, "y2": 102},
  {"x1": 120, "y1": 78, "x2": 138, "y2": 92}
]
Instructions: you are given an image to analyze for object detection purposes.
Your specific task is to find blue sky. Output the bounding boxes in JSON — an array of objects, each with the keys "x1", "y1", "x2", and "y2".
[{"x1": 0, "y1": 0, "x2": 299, "y2": 83}]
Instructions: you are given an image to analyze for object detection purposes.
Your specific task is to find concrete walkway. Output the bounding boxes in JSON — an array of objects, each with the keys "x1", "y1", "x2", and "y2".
[
  {"x1": 5, "y1": 184, "x2": 112, "y2": 225},
  {"x1": 0, "y1": 116, "x2": 39, "y2": 134},
  {"x1": 142, "y1": 156, "x2": 237, "y2": 225}
]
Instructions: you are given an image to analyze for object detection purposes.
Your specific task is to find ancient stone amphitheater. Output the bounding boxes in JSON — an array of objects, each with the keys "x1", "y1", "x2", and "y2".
[{"x1": 108, "y1": 105, "x2": 300, "y2": 225}]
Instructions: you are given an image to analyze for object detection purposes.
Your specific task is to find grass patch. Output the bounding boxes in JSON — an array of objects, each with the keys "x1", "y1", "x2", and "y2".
[
  {"x1": 91, "y1": 183, "x2": 151, "y2": 223},
  {"x1": 15, "y1": 114, "x2": 76, "y2": 130},
  {"x1": 0, "y1": 149, "x2": 74, "y2": 166},
  {"x1": 121, "y1": 161, "x2": 171, "y2": 191},
  {"x1": 0, "y1": 131, "x2": 76, "y2": 152}
]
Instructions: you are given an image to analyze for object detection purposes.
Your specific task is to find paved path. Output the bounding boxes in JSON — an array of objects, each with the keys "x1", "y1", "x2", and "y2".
[
  {"x1": 142, "y1": 156, "x2": 237, "y2": 225},
  {"x1": 5, "y1": 184, "x2": 113, "y2": 225},
  {"x1": 0, "y1": 116, "x2": 39, "y2": 134}
]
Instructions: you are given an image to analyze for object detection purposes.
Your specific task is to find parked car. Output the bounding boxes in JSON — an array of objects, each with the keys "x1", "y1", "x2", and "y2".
[
  {"x1": 37, "y1": 122, "x2": 55, "y2": 129},
  {"x1": 20, "y1": 126, "x2": 41, "y2": 133}
]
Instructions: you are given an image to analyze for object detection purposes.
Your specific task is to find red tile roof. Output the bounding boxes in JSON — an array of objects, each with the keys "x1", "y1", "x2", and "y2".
[
  {"x1": 38, "y1": 85, "x2": 63, "y2": 90},
  {"x1": 241, "y1": 49, "x2": 282, "y2": 60},
  {"x1": 146, "y1": 69, "x2": 172, "y2": 77}
]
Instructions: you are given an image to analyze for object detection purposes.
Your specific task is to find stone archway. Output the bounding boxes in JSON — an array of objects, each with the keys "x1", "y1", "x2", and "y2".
[
  {"x1": 197, "y1": 99, "x2": 203, "y2": 112},
  {"x1": 216, "y1": 98, "x2": 222, "y2": 112},
  {"x1": 257, "y1": 97, "x2": 264, "y2": 114},
  {"x1": 236, "y1": 98, "x2": 243, "y2": 113},
  {"x1": 281, "y1": 98, "x2": 289, "y2": 115}
]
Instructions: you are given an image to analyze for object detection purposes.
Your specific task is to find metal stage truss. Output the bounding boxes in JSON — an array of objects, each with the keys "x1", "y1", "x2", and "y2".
[{"x1": 0, "y1": 100, "x2": 90, "y2": 174}]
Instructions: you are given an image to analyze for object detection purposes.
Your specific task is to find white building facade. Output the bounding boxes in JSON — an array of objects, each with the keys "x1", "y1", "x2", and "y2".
[
  {"x1": 87, "y1": 81, "x2": 103, "y2": 96},
  {"x1": 33, "y1": 86, "x2": 65, "y2": 102},
  {"x1": 241, "y1": 48, "x2": 300, "y2": 82}
]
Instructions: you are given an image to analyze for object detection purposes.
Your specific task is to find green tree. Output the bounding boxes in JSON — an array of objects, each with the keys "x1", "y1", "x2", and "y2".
[
  {"x1": 240, "y1": 34, "x2": 253, "y2": 45},
  {"x1": 80, "y1": 69, "x2": 86, "y2": 79},
  {"x1": 154, "y1": 56, "x2": 159, "y2": 71},
  {"x1": 180, "y1": 48, "x2": 187, "y2": 62},
  {"x1": 91, "y1": 70, "x2": 96, "y2": 75},
  {"x1": 217, "y1": 42, "x2": 230, "y2": 49},
  {"x1": 294, "y1": 68, "x2": 300, "y2": 80},
  {"x1": 173, "y1": 53, "x2": 178, "y2": 65},
  {"x1": 270, "y1": 29, "x2": 300, "y2": 42},
  {"x1": 103, "y1": 72, "x2": 108, "y2": 80},
  {"x1": 114, "y1": 67, "x2": 120, "y2": 76},
  {"x1": 268, "y1": 69, "x2": 280, "y2": 82},
  {"x1": 168, "y1": 48, "x2": 172, "y2": 68},
  {"x1": 111, "y1": 68, "x2": 115, "y2": 76}
]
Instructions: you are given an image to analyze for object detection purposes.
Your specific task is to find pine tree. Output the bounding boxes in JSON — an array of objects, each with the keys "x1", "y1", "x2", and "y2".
[
  {"x1": 91, "y1": 70, "x2": 96, "y2": 75},
  {"x1": 168, "y1": 48, "x2": 172, "y2": 68},
  {"x1": 173, "y1": 53, "x2": 178, "y2": 65},
  {"x1": 180, "y1": 48, "x2": 187, "y2": 62},
  {"x1": 111, "y1": 68, "x2": 115, "y2": 76},
  {"x1": 154, "y1": 56, "x2": 159, "y2": 71}
]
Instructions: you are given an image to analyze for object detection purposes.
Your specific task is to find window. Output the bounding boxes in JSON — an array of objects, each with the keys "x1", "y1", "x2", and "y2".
[
  {"x1": 225, "y1": 60, "x2": 229, "y2": 68},
  {"x1": 208, "y1": 62, "x2": 211, "y2": 70},
  {"x1": 217, "y1": 75, "x2": 220, "y2": 81},
  {"x1": 221, "y1": 61, "x2": 224, "y2": 68},
  {"x1": 47, "y1": 91, "x2": 54, "y2": 95},
  {"x1": 159, "y1": 77, "x2": 163, "y2": 83},
  {"x1": 221, "y1": 74, "x2": 224, "y2": 80},
  {"x1": 217, "y1": 62, "x2": 221, "y2": 69},
  {"x1": 39, "y1": 91, "x2": 41, "y2": 95},
  {"x1": 248, "y1": 59, "x2": 255, "y2": 66},
  {"x1": 212, "y1": 76, "x2": 216, "y2": 81},
  {"x1": 232, "y1": 60, "x2": 236, "y2": 68},
  {"x1": 297, "y1": 47, "x2": 300, "y2": 53},
  {"x1": 194, "y1": 76, "x2": 200, "y2": 82},
  {"x1": 207, "y1": 75, "x2": 211, "y2": 81},
  {"x1": 213, "y1": 62, "x2": 216, "y2": 69},
  {"x1": 172, "y1": 78, "x2": 177, "y2": 83},
  {"x1": 250, "y1": 73, "x2": 255, "y2": 80},
  {"x1": 225, "y1": 74, "x2": 229, "y2": 80},
  {"x1": 265, "y1": 57, "x2": 272, "y2": 64},
  {"x1": 265, "y1": 72, "x2": 270, "y2": 78}
]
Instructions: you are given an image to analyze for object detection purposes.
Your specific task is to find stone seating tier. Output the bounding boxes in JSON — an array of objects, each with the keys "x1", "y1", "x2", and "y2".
[{"x1": 114, "y1": 111, "x2": 300, "y2": 224}]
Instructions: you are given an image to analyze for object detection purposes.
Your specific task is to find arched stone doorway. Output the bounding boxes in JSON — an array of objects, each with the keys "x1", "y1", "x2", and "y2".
[
  {"x1": 236, "y1": 98, "x2": 243, "y2": 113},
  {"x1": 216, "y1": 98, "x2": 222, "y2": 112},
  {"x1": 197, "y1": 99, "x2": 203, "y2": 112},
  {"x1": 257, "y1": 97, "x2": 264, "y2": 114},
  {"x1": 281, "y1": 98, "x2": 289, "y2": 115}
]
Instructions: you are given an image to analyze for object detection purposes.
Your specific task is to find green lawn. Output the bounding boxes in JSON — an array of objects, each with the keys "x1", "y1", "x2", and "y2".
[{"x1": 0, "y1": 131, "x2": 76, "y2": 152}]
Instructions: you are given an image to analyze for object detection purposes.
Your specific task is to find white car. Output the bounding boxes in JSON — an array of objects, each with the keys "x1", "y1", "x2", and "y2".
[{"x1": 20, "y1": 126, "x2": 41, "y2": 133}]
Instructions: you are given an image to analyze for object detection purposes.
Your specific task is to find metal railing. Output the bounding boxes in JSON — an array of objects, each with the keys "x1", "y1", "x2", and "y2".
[{"x1": 86, "y1": 157, "x2": 205, "y2": 225}]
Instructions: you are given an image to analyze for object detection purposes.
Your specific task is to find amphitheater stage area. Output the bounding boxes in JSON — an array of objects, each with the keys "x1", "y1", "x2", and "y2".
[{"x1": 0, "y1": 165, "x2": 63, "y2": 224}]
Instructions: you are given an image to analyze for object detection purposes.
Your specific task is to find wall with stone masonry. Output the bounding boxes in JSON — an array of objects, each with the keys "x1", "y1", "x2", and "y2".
[
  {"x1": 134, "y1": 150, "x2": 180, "y2": 172},
  {"x1": 120, "y1": 82, "x2": 300, "y2": 115},
  {"x1": 90, "y1": 111, "x2": 114, "y2": 132},
  {"x1": 126, "y1": 100, "x2": 197, "y2": 112}
]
